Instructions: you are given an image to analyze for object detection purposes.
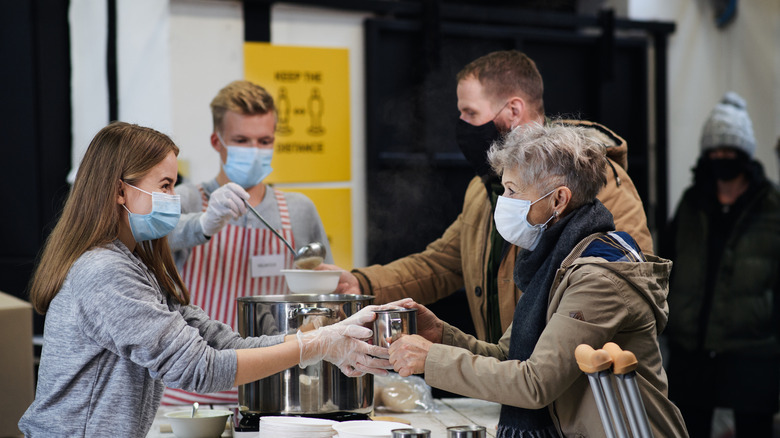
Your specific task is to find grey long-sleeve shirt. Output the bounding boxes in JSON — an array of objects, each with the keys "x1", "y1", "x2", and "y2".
[{"x1": 18, "y1": 240, "x2": 284, "y2": 437}]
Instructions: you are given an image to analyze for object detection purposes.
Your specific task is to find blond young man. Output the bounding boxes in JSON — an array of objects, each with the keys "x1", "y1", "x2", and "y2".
[{"x1": 165, "y1": 80, "x2": 333, "y2": 405}]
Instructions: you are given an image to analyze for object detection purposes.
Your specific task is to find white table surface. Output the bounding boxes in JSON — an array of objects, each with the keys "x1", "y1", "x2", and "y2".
[{"x1": 147, "y1": 398, "x2": 500, "y2": 437}]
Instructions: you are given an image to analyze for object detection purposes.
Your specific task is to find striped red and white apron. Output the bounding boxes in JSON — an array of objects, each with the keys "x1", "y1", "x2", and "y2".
[{"x1": 161, "y1": 187, "x2": 294, "y2": 406}]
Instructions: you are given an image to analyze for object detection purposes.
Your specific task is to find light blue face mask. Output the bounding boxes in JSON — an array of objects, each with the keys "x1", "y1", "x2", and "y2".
[
  {"x1": 122, "y1": 182, "x2": 181, "y2": 242},
  {"x1": 494, "y1": 188, "x2": 557, "y2": 251},
  {"x1": 218, "y1": 133, "x2": 274, "y2": 189}
]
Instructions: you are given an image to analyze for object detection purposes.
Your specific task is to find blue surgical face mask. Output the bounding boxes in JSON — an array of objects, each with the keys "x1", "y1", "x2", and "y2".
[
  {"x1": 218, "y1": 133, "x2": 273, "y2": 189},
  {"x1": 122, "y1": 182, "x2": 181, "y2": 242},
  {"x1": 493, "y1": 188, "x2": 557, "y2": 251}
]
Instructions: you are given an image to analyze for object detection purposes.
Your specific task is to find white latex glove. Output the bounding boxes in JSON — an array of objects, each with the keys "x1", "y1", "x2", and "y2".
[
  {"x1": 297, "y1": 324, "x2": 392, "y2": 377},
  {"x1": 336, "y1": 298, "x2": 415, "y2": 327},
  {"x1": 199, "y1": 182, "x2": 250, "y2": 236}
]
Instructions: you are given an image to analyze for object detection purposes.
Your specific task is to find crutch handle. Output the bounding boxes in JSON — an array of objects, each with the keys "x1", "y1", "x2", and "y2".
[
  {"x1": 575, "y1": 344, "x2": 613, "y2": 374},
  {"x1": 602, "y1": 342, "x2": 638, "y2": 375}
]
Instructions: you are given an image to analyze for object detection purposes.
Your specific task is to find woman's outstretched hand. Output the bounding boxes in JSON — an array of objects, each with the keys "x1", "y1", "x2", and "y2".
[{"x1": 297, "y1": 324, "x2": 391, "y2": 377}]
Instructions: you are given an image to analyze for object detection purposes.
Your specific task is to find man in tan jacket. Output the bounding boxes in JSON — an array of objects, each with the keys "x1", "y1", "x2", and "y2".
[{"x1": 327, "y1": 50, "x2": 652, "y2": 342}]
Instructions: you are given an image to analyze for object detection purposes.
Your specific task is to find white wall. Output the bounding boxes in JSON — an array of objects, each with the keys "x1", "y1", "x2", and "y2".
[
  {"x1": 68, "y1": 0, "x2": 109, "y2": 183},
  {"x1": 70, "y1": 0, "x2": 174, "y2": 183},
  {"x1": 628, "y1": 0, "x2": 780, "y2": 215},
  {"x1": 169, "y1": 0, "x2": 244, "y2": 184},
  {"x1": 117, "y1": 0, "x2": 172, "y2": 134}
]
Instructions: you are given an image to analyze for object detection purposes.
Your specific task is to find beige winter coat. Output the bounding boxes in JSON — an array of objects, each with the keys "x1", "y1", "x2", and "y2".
[
  {"x1": 354, "y1": 121, "x2": 653, "y2": 341},
  {"x1": 422, "y1": 234, "x2": 688, "y2": 437}
]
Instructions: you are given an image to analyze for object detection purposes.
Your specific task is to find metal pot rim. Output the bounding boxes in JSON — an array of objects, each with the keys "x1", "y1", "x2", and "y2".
[
  {"x1": 375, "y1": 307, "x2": 417, "y2": 314},
  {"x1": 236, "y1": 294, "x2": 374, "y2": 303}
]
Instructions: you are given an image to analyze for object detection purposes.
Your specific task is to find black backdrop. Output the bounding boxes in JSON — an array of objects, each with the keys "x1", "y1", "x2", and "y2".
[{"x1": 0, "y1": 0, "x2": 71, "y2": 335}]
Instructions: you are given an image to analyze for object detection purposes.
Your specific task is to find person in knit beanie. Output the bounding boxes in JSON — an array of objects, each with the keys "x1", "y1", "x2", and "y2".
[
  {"x1": 698, "y1": 91, "x2": 756, "y2": 181},
  {"x1": 662, "y1": 91, "x2": 780, "y2": 438},
  {"x1": 701, "y1": 91, "x2": 756, "y2": 156}
]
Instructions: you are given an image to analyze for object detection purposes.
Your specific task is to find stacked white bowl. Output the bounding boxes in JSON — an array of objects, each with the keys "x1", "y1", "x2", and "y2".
[
  {"x1": 332, "y1": 420, "x2": 413, "y2": 438},
  {"x1": 259, "y1": 416, "x2": 338, "y2": 438}
]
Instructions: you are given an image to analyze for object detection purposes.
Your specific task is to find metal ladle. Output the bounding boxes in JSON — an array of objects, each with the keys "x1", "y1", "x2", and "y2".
[{"x1": 243, "y1": 199, "x2": 327, "y2": 269}]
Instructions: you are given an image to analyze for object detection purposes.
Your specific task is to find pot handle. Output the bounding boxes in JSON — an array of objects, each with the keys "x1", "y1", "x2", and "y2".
[{"x1": 290, "y1": 307, "x2": 334, "y2": 319}]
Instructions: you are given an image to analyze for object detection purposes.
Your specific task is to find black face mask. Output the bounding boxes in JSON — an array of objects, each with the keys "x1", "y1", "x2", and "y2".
[
  {"x1": 709, "y1": 157, "x2": 747, "y2": 181},
  {"x1": 455, "y1": 118, "x2": 501, "y2": 178}
]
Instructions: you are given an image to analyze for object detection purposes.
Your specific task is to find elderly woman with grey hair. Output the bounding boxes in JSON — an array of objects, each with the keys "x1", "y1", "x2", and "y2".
[{"x1": 388, "y1": 124, "x2": 688, "y2": 437}]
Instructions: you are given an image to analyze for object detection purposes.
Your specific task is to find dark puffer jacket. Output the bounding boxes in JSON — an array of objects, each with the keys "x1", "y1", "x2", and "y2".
[{"x1": 665, "y1": 162, "x2": 780, "y2": 354}]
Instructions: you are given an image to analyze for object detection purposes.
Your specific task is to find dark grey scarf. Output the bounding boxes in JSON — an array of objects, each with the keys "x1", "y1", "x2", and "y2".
[{"x1": 497, "y1": 200, "x2": 614, "y2": 438}]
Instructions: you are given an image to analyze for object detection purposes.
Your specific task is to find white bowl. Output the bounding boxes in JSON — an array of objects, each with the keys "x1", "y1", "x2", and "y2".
[
  {"x1": 259, "y1": 416, "x2": 337, "y2": 437},
  {"x1": 282, "y1": 269, "x2": 342, "y2": 293},
  {"x1": 332, "y1": 420, "x2": 412, "y2": 438},
  {"x1": 164, "y1": 409, "x2": 232, "y2": 438}
]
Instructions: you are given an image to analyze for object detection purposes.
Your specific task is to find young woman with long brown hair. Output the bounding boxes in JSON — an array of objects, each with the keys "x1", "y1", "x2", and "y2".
[{"x1": 19, "y1": 122, "x2": 392, "y2": 437}]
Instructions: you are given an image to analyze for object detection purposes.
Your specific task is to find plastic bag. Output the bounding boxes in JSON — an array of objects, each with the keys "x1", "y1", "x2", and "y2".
[{"x1": 373, "y1": 372, "x2": 435, "y2": 413}]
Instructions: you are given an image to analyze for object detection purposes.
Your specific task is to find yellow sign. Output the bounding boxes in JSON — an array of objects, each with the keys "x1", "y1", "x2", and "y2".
[
  {"x1": 279, "y1": 186, "x2": 353, "y2": 269},
  {"x1": 245, "y1": 43, "x2": 351, "y2": 183}
]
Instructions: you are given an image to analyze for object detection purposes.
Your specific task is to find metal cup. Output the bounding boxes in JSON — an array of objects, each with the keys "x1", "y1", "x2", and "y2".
[
  {"x1": 447, "y1": 425, "x2": 487, "y2": 438},
  {"x1": 373, "y1": 307, "x2": 417, "y2": 348},
  {"x1": 391, "y1": 428, "x2": 431, "y2": 438}
]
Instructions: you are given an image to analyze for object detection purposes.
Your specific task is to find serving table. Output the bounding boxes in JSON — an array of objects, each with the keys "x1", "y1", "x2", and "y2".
[{"x1": 147, "y1": 398, "x2": 501, "y2": 437}]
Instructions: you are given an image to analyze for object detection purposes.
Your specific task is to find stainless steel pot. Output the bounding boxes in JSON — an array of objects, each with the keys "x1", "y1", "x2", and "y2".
[{"x1": 236, "y1": 294, "x2": 374, "y2": 416}]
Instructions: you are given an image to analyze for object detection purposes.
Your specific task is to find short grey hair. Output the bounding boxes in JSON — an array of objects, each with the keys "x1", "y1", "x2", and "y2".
[{"x1": 487, "y1": 123, "x2": 608, "y2": 209}]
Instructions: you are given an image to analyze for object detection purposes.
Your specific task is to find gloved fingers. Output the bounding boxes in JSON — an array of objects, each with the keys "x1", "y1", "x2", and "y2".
[
  {"x1": 199, "y1": 210, "x2": 231, "y2": 237},
  {"x1": 336, "y1": 363, "x2": 365, "y2": 378},
  {"x1": 351, "y1": 362, "x2": 389, "y2": 377},
  {"x1": 223, "y1": 196, "x2": 245, "y2": 219},
  {"x1": 376, "y1": 298, "x2": 415, "y2": 311},
  {"x1": 342, "y1": 305, "x2": 380, "y2": 325},
  {"x1": 223, "y1": 183, "x2": 249, "y2": 215},
  {"x1": 357, "y1": 353, "x2": 392, "y2": 369},
  {"x1": 360, "y1": 343, "x2": 389, "y2": 359},
  {"x1": 223, "y1": 182, "x2": 250, "y2": 200},
  {"x1": 340, "y1": 301, "x2": 415, "y2": 327},
  {"x1": 209, "y1": 183, "x2": 249, "y2": 219},
  {"x1": 334, "y1": 352, "x2": 391, "y2": 377},
  {"x1": 338, "y1": 300, "x2": 417, "y2": 332},
  {"x1": 335, "y1": 324, "x2": 373, "y2": 340}
]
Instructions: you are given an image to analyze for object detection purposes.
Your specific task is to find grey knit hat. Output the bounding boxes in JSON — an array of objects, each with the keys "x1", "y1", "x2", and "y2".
[{"x1": 700, "y1": 91, "x2": 756, "y2": 157}]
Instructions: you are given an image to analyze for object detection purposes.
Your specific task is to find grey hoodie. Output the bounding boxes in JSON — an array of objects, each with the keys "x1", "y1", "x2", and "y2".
[{"x1": 19, "y1": 240, "x2": 284, "y2": 437}]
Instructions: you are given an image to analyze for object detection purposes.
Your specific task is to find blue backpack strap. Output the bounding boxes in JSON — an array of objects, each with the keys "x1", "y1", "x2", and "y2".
[{"x1": 582, "y1": 231, "x2": 646, "y2": 262}]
